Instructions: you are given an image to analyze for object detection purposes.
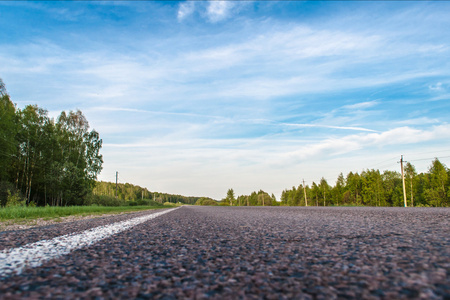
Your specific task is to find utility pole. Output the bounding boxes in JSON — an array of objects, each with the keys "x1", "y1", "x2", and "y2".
[
  {"x1": 410, "y1": 174, "x2": 414, "y2": 207},
  {"x1": 115, "y1": 171, "x2": 118, "y2": 199},
  {"x1": 399, "y1": 156, "x2": 407, "y2": 207},
  {"x1": 303, "y1": 179, "x2": 308, "y2": 206}
]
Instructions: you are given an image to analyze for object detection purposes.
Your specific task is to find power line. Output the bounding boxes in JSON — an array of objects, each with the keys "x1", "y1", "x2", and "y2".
[
  {"x1": 408, "y1": 149, "x2": 450, "y2": 156},
  {"x1": 408, "y1": 155, "x2": 450, "y2": 162},
  {"x1": 370, "y1": 156, "x2": 398, "y2": 168},
  {"x1": 299, "y1": 154, "x2": 449, "y2": 188}
]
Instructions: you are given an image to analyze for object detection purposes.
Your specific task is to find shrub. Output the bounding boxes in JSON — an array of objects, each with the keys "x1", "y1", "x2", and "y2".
[
  {"x1": 85, "y1": 194, "x2": 127, "y2": 207},
  {"x1": 135, "y1": 199, "x2": 163, "y2": 207},
  {"x1": 195, "y1": 198, "x2": 218, "y2": 206},
  {"x1": 0, "y1": 181, "x2": 25, "y2": 207}
]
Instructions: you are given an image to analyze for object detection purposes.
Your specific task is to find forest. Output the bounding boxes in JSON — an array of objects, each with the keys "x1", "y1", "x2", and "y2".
[
  {"x1": 93, "y1": 181, "x2": 201, "y2": 205},
  {"x1": 279, "y1": 160, "x2": 449, "y2": 207},
  {"x1": 219, "y1": 159, "x2": 450, "y2": 207},
  {"x1": 0, "y1": 79, "x2": 103, "y2": 207}
]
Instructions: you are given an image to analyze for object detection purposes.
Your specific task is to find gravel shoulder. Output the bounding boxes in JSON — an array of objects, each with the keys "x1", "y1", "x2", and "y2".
[
  {"x1": 0, "y1": 212, "x2": 131, "y2": 232},
  {"x1": 0, "y1": 208, "x2": 171, "y2": 251},
  {"x1": 1, "y1": 206, "x2": 449, "y2": 299}
]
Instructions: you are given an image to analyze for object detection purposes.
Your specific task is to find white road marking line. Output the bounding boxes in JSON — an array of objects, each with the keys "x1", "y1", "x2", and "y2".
[{"x1": 0, "y1": 207, "x2": 179, "y2": 277}]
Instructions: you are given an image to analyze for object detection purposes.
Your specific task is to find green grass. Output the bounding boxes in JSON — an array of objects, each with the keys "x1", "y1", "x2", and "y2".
[{"x1": 0, "y1": 205, "x2": 167, "y2": 221}]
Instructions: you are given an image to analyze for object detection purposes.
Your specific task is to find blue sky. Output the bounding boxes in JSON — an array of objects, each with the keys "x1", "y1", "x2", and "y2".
[{"x1": 1, "y1": 1, "x2": 450, "y2": 200}]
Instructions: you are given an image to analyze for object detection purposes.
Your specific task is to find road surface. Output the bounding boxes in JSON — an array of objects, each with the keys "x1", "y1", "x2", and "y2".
[{"x1": 1, "y1": 206, "x2": 449, "y2": 299}]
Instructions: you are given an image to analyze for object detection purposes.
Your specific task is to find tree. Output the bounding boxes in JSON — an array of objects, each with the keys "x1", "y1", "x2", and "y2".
[
  {"x1": 0, "y1": 78, "x2": 7, "y2": 97},
  {"x1": 332, "y1": 173, "x2": 345, "y2": 206},
  {"x1": 16, "y1": 105, "x2": 49, "y2": 204},
  {"x1": 319, "y1": 177, "x2": 329, "y2": 206},
  {"x1": 360, "y1": 169, "x2": 382, "y2": 206},
  {"x1": 53, "y1": 110, "x2": 103, "y2": 205},
  {"x1": 346, "y1": 172, "x2": 362, "y2": 205},
  {"x1": 424, "y1": 158, "x2": 448, "y2": 207},
  {"x1": 0, "y1": 88, "x2": 17, "y2": 182},
  {"x1": 226, "y1": 188, "x2": 235, "y2": 206},
  {"x1": 382, "y1": 170, "x2": 402, "y2": 206},
  {"x1": 311, "y1": 182, "x2": 319, "y2": 206},
  {"x1": 404, "y1": 162, "x2": 417, "y2": 207}
]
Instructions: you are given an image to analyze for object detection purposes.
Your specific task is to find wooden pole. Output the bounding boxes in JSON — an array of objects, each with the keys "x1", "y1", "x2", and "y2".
[
  {"x1": 400, "y1": 156, "x2": 407, "y2": 207},
  {"x1": 115, "y1": 171, "x2": 118, "y2": 199},
  {"x1": 303, "y1": 179, "x2": 308, "y2": 206}
]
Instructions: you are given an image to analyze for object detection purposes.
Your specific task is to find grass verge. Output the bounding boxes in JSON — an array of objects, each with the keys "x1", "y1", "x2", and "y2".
[{"x1": 0, "y1": 205, "x2": 167, "y2": 222}]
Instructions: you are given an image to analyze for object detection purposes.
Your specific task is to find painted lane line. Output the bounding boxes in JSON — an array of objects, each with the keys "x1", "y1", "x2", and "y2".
[{"x1": 0, "y1": 207, "x2": 179, "y2": 277}]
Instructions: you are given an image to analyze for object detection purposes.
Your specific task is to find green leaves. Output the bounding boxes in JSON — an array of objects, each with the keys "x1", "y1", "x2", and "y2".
[
  {"x1": 280, "y1": 159, "x2": 449, "y2": 207},
  {"x1": 0, "y1": 78, "x2": 104, "y2": 207}
]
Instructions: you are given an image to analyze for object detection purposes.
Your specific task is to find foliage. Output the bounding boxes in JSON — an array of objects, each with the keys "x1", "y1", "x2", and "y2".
[
  {"x1": 223, "y1": 190, "x2": 276, "y2": 206},
  {"x1": 223, "y1": 188, "x2": 235, "y2": 206},
  {"x1": 280, "y1": 159, "x2": 450, "y2": 207},
  {"x1": 93, "y1": 181, "x2": 203, "y2": 205},
  {"x1": 195, "y1": 197, "x2": 218, "y2": 206},
  {"x1": 85, "y1": 194, "x2": 127, "y2": 207},
  {"x1": 0, "y1": 78, "x2": 103, "y2": 207},
  {"x1": 129, "y1": 199, "x2": 163, "y2": 207},
  {"x1": 0, "y1": 181, "x2": 25, "y2": 207}
]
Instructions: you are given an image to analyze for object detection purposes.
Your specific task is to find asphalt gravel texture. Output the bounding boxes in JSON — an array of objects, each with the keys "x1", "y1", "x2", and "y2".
[{"x1": 0, "y1": 206, "x2": 449, "y2": 299}]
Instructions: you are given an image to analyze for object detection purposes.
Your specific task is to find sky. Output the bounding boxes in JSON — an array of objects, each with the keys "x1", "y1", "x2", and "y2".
[{"x1": 1, "y1": 1, "x2": 450, "y2": 200}]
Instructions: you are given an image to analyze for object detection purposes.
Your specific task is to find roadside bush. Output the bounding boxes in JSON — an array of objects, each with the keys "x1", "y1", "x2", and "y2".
[
  {"x1": 195, "y1": 198, "x2": 218, "y2": 206},
  {"x1": 138, "y1": 199, "x2": 163, "y2": 206},
  {"x1": 130, "y1": 199, "x2": 164, "y2": 206},
  {"x1": 0, "y1": 181, "x2": 25, "y2": 207},
  {"x1": 85, "y1": 194, "x2": 127, "y2": 207}
]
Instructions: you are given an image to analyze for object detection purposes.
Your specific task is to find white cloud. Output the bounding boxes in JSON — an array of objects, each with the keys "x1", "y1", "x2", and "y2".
[
  {"x1": 396, "y1": 117, "x2": 440, "y2": 125},
  {"x1": 429, "y1": 82, "x2": 443, "y2": 91},
  {"x1": 283, "y1": 123, "x2": 377, "y2": 133},
  {"x1": 206, "y1": 1, "x2": 234, "y2": 23},
  {"x1": 342, "y1": 101, "x2": 378, "y2": 111},
  {"x1": 177, "y1": 1, "x2": 195, "y2": 22},
  {"x1": 285, "y1": 124, "x2": 450, "y2": 162}
]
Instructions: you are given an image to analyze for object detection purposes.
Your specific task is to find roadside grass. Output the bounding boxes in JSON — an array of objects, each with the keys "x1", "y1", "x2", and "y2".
[
  {"x1": 163, "y1": 202, "x2": 184, "y2": 207},
  {"x1": 0, "y1": 205, "x2": 168, "y2": 222}
]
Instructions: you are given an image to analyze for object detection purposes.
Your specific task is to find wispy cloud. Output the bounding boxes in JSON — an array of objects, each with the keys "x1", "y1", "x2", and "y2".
[
  {"x1": 283, "y1": 123, "x2": 378, "y2": 133},
  {"x1": 282, "y1": 124, "x2": 450, "y2": 163},
  {"x1": 342, "y1": 101, "x2": 378, "y2": 111},
  {"x1": 206, "y1": 1, "x2": 234, "y2": 23},
  {"x1": 429, "y1": 82, "x2": 443, "y2": 91},
  {"x1": 177, "y1": 0, "x2": 244, "y2": 23},
  {"x1": 177, "y1": 1, "x2": 195, "y2": 22}
]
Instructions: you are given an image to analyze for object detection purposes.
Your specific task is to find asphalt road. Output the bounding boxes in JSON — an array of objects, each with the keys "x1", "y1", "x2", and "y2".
[{"x1": 0, "y1": 206, "x2": 449, "y2": 299}]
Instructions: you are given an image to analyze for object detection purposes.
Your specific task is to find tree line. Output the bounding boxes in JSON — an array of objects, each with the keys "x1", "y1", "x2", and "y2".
[
  {"x1": 0, "y1": 79, "x2": 103, "y2": 207},
  {"x1": 281, "y1": 159, "x2": 449, "y2": 207},
  {"x1": 93, "y1": 181, "x2": 201, "y2": 205},
  {"x1": 217, "y1": 159, "x2": 449, "y2": 207},
  {"x1": 218, "y1": 188, "x2": 277, "y2": 206}
]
